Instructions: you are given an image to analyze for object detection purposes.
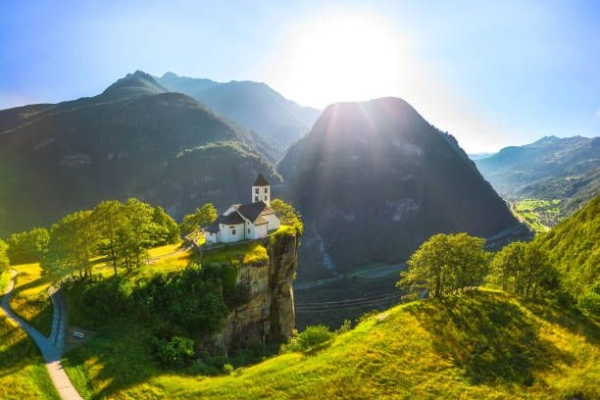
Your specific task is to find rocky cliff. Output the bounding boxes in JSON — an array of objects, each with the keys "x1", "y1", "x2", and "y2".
[{"x1": 215, "y1": 231, "x2": 299, "y2": 350}]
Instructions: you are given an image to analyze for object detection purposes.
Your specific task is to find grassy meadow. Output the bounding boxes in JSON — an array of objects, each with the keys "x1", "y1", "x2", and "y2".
[
  {"x1": 7, "y1": 263, "x2": 54, "y2": 336},
  {"x1": 0, "y1": 270, "x2": 60, "y2": 400},
  {"x1": 514, "y1": 199, "x2": 561, "y2": 232},
  {"x1": 61, "y1": 289, "x2": 599, "y2": 399}
]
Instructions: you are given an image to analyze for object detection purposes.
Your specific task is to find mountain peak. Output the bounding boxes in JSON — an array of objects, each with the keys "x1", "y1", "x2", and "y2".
[{"x1": 101, "y1": 70, "x2": 167, "y2": 100}]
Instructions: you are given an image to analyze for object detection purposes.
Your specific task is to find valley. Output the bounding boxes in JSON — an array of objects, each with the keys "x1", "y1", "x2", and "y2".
[{"x1": 1, "y1": 68, "x2": 599, "y2": 399}]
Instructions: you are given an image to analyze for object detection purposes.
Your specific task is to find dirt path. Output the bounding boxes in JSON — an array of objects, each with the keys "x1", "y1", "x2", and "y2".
[{"x1": 1, "y1": 270, "x2": 83, "y2": 400}]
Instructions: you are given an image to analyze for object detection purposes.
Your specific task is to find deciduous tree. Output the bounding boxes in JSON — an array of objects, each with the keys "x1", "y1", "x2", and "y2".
[
  {"x1": 0, "y1": 239, "x2": 9, "y2": 271},
  {"x1": 6, "y1": 227, "x2": 50, "y2": 264},
  {"x1": 180, "y1": 203, "x2": 217, "y2": 236},
  {"x1": 397, "y1": 233, "x2": 488, "y2": 298}
]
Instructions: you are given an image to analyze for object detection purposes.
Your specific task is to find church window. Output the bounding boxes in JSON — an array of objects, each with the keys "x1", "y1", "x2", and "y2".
[
  {"x1": 265, "y1": 187, "x2": 268, "y2": 193},
  {"x1": 255, "y1": 196, "x2": 258, "y2": 202},
  {"x1": 248, "y1": 228, "x2": 250, "y2": 234},
  {"x1": 232, "y1": 229, "x2": 236, "y2": 235},
  {"x1": 255, "y1": 188, "x2": 259, "y2": 194}
]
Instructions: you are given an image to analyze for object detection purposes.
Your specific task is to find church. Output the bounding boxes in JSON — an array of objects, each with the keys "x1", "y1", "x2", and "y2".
[{"x1": 205, "y1": 174, "x2": 280, "y2": 244}]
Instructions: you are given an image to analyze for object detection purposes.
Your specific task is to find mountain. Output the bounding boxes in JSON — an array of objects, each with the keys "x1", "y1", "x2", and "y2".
[
  {"x1": 0, "y1": 71, "x2": 281, "y2": 237},
  {"x1": 536, "y1": 195, "x2": 600, "y2": 299},
  {"x1": 279, "y1": 98, "x2": 518, "y2": 275},
  {"x1": 475, "y1": 136, "x2": 600, "y2": 217},
  {"x1": 468, "y1": 152, "x2": 493, "y2": 160},
  {"x1": 156, "y1": 72, "x2": 321, "y2": 154}
]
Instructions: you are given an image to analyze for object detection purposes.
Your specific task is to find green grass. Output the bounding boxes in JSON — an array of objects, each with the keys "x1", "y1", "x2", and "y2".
[
  {"x1": 62, "y1": 289, "x2": 599, "y2": 399},
  {"x1": 202, "y1": 242, "x2": 268, "y2": 266},
  {"x1": 9, "y1": 263, "x2": 54, "y2": 336},
  {"x1": 0, "y1": 271, "x2": 60, "y2": 400},
  {"x1": 514, "y1": 198, "x2": 562, "y2": 232}
]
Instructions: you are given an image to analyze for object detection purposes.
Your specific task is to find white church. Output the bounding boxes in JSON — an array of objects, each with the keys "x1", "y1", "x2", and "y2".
[{"x1": 205, "y1": 174, "x2": 281, "y2": 244}]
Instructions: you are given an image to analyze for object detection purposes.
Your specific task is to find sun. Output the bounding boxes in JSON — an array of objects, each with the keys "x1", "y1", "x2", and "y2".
[{"x1": 280, "y1": 14, "x2": 403, "y2": 108}]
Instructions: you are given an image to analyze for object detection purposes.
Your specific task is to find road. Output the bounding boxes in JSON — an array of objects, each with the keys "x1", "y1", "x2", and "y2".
[{"x1": 1, "y1": 270, "x2": 83, "y2": 400}]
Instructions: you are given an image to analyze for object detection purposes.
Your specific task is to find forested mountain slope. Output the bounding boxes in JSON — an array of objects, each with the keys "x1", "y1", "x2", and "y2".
[
  {"x1": 279, "y1": 97, "x2": 518, "y2": 273},
  {"x1": 475, "y1": 136, "x2": 600, "y2": 218},
  {"x1": 0, "y1": 71, "x2": 280, "y2": 236}
]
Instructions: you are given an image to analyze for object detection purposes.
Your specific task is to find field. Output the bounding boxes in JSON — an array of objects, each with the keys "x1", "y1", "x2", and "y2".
[
  {"x1": 61, "y1": 289, "x2": 599, "y2": 399},
  {"x1": 0, "y1": 270, "x2": 60, "y2": 400},
  {"x1": 8, "y1": 263, "x2": 54, "y2": 336},
  {"x1": 513, "y1": 198, "x2": 561, "y2": 232}
]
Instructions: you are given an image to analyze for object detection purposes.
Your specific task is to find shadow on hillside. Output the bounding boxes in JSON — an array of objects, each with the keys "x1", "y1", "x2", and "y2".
[
  {"x1": 519, "y1": 298, "x2": 600, "y2": 345},
  {"x1": 61, "y1": 321, "x2": 158, "y2": 399},
  {"x1": 407, "y1": 291, "x2": 574, "y2": 386},
  {"x1": 0, "y1": 318, "x2": 45, "y2": 379}
]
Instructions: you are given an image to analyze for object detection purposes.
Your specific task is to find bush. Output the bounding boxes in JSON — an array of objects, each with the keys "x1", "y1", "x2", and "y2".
[
  {"x1": 152, "y1": 336, "x2": 195, "y2": 368},
  {"x1": 283, "y1": 325, "x2": 334, "y2": 353},
  {"x1": 578, "y1": 283, "x2": 600, "y2": 316}
]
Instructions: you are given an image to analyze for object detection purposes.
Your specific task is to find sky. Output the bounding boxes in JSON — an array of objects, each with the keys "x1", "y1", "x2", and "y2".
[{"x1": 1, "y1": 0, "x2": 599, "y2": 153}]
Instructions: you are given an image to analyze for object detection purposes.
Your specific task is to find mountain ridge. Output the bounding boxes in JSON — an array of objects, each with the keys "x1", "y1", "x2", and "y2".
[
  {"x1": 0, "y1": 71, "x2": 281, "y2": 236},
  {"x1": 279, "y1": 97, "x2": 518, "y2": 275}
]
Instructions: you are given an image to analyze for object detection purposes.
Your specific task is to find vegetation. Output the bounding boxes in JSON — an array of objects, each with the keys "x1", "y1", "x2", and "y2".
[
  {"x1": 398, "y1": 233, "x2": 488, "y2": 297},
  {"x1": 0, "y1": 238, "x2": 8, "y2": 271},
  {"x1": 282, "y1": 325, "x2": 334, "y2": 353},
  {"x1": 61, "y1": 290, "x2": 599, "y2": 399},
  {"x1": 514, "y1": 198, "x2": 561, "y2": 231},
  {"x1": 8, "y1": 263, "x2": 55, "y2": 336},
  {"x1": 0, "y1": 271, "x2": 60, "y2": 400},
  {"x1": 179, "y1": 203, "x2": 217, "y2": 236},
  {"x1": 6, "y1": 227, "x2": 49, "y2": 264},
  {"x1": 488, "y1": 241, "x2": 560, "y2": 298},
  {"x1": 41, "y1": 198, "x2": 180, "y2": 279},
  {"x1": 535, "y1": 195, "x2": 600, "y2": 313},
  {"x1": 270, "y1": 199, "x2": 303, "y2": 236},
  {"x1": 475, "y1": 136, "x2": 600, "y2": 220}
]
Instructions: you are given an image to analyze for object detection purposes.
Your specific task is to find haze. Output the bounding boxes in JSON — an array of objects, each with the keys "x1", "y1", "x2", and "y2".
[{"x1": 1, "y1": 0, "x2": 599, "y2": 153}]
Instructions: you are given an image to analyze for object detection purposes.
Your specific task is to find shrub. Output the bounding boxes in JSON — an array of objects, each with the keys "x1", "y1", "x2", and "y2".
[
  {"x1": 152, "y1": 336, "x2": 195, "y2": 368},
  {"x1": 282, "y1": 325, "x2": 334, "y2": 353},
  {"x1": 578, "y1": 282, "x2": 600, "y2": 316}
]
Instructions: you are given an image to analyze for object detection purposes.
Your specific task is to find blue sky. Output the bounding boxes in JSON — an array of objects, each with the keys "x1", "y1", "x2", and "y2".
[{"x1": 1, "y1": 0, "x2": 599, "y2": 152}]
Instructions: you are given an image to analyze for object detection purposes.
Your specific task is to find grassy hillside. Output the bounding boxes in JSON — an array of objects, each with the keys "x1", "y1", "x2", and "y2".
[
  {"x1": 62, "y1": 289, "x2": 599, "y2": 399},
  {"x1": 0, "y1": 270, "x2": 60, "y2": 400},
  {"x1": 536, "y1": 195, "x2": 600, "y2": 299}
]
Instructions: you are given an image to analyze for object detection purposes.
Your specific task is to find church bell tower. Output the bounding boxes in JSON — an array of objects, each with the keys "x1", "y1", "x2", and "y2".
[{"x1": 252, "y1": 174, "x2": 270, "y2": 206}]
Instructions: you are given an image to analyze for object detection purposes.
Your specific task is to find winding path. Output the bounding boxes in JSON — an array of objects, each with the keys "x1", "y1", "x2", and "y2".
[{"x1": 1, "y1": 270, "x2": 83, "y2": 400}]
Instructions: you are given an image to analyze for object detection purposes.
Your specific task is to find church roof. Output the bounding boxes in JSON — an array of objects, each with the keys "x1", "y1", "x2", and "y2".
[
  {"x1": 235, "y1": 201, "x2": 275, "y2": 223},
  {"x1": 221, "y1": 212, "x2": 245, "y2": 225},
  {"x1": 253, "y1": 174, "x2": 269, "y2": 186}
]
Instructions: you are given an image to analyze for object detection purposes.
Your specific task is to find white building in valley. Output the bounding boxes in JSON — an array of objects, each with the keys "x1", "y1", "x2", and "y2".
[{"x1": 205, "y1": 174, "x2": 280, "y2": 244}]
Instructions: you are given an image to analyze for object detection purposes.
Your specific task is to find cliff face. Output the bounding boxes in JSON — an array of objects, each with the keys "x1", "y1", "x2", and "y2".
[{"x1": 215, "y1": 232, "x2": 299, "y2": 350}]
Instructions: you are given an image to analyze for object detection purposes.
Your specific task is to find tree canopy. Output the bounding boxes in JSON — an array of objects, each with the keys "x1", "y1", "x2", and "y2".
[
  {"x1": 397, "y1": 233, "x2": 488, "y2": 298},
  {"x1": 270, "y1": 198, "x2": 303, "y2": 236},
  {"x1": 41, "y1": 198, "x2": 180, "y2": 279},
  {"x1": 180, "y1": 203, "x2": 217, "y2": 236},
  {"x1": 7, "y1": 227, "x2": 49, "y2": 264},
  {"x1": 0, "y1": 239, "x2": 9, "y2": 271}
]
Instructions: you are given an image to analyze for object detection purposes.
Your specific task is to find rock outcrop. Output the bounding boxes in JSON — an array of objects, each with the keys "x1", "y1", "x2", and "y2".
[{"x1": 215, "y1": 231, "x2": 299, "y2": 350}]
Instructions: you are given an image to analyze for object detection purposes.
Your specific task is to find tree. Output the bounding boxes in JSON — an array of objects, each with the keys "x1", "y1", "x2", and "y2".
[
  {"x1": 0, "y1": 239, "x2": 9, "y2": 271},
  {"x1": 42, "y1": 210, "x2": 98, "y2": 279},
  {"x1": 179, "y1": 203, "x2": 217, "y2": 236},
  {"x1": 6, "y1": 227, "x2": 50, "y2": 264},
  {"x1": 397, "y1": 233, "x2": 488, "y2": 298},
  {"x1": 489, "y1": 241, "x2": 527, "y2": 292},
  {"x1": 270, "y1": 198, "x2": 303, "y2": 235},
  {"x1": 93, "y1": 200, "x2": 128, "y2": 275},
  {"x1": 151, "y1": 206, "x2": 179, "y2": 245},
  {"x1": 488, "y1": 241, "x2": 559, "y2": 298}
]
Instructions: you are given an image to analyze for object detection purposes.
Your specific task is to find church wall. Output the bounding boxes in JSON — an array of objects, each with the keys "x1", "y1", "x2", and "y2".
[
  {"x1": 265, "y1": 214, "x2": 281, "y2": 231},
  {"x1": 220, "y1": 222, "x2": 245, "y2": 243}
]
